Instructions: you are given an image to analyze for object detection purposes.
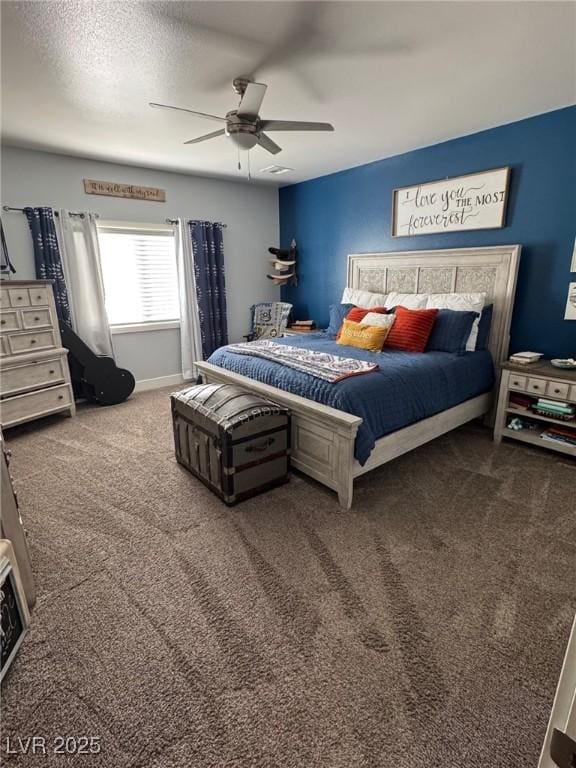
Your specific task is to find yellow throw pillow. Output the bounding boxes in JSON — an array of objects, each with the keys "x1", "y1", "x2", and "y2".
[{"x1": 337, "y1": 319, "x2": 391, "y2": 352}]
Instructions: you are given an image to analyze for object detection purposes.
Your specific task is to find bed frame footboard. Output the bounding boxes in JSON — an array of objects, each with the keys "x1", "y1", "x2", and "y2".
[{"x1": 195, "y1": 362, "x2": 492, "y2": 509}]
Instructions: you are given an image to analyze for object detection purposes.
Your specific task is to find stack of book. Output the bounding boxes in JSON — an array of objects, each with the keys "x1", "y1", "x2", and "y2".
[
  {"x1": 540, "y1": 425, "x2": 576, "y2": 448},
  {"x1": 289, "y1": 320, "x2": 316, "y2": 332},
  {"x1": 509, "y1": 351, "x2": 543, "y2": 365},
  {"x1": 533, "y1": 398, "x2": 575, "y2": 421},
  {"x1": 509, "y1": 393, "x2": 534, "y2": 411}
]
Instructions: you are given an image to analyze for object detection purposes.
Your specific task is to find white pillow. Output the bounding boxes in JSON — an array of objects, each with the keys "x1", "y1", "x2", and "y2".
[
  {"x1": 386, "y1": 292, "x2": 427, "y2": 309},
  {"x1": 341, "y1": 287, "x2": 388, "y2": 308},
  {"x1": 425, "y1": 292, "x2": 486, "y2": 351},
  {"x1": 361, "y1": 312, "x2": 396, "y2": 330}
]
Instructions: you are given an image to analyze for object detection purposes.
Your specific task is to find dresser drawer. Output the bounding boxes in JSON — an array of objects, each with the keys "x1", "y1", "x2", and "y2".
[
  {"x1": 546, "y1": 380, "x2": 570, "y2": 400},
  {"x1": 527, "y1": 377, "x2": 546, "y2": 395},
  {"x1": 20, "y1": 308, "x2": 52, "y2": 330},
  {"x1": 7, "y1": 329, "x2": 56, "y2": 355},
  {"x1": 0, "y1": 289, "x2": 10, "y2": 310},
  {"x1": 0, "y1": 384, "x2": 72, "y2": 428},
  {"x1": 29, "y1": 286, "x2": 51, "y2": 306},
  {"x1": 0, "y1": 310, "x2": 21, "y2": 333},
  {"x1": 7, "y1": 288, "x2": 31, "y2": 308},
  {"x1": 509, "y1": 373, "x2": 527, "y2": 392},
  {"x1": 1, "y1": 357, "x2": 66, "y2": 397}
]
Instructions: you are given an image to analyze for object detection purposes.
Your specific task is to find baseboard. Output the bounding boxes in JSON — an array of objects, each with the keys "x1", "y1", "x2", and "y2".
[{"x1": 133, "y1": 373, "x2": 191, "y2": 393}]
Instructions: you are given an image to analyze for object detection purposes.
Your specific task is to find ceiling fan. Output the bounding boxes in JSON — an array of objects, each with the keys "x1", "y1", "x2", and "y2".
[{"x1": 150, "y1": 77, "x2": 334, "y2": 155}]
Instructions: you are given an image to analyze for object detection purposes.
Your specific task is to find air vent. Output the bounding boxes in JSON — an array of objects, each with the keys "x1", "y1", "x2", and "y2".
[{"x1": 260, "y1": 165, "x2": 294, "y2": 175}]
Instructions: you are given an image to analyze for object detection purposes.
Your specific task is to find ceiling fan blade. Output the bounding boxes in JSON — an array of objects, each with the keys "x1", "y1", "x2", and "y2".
[
  {"x1": 183, "y1": 129, "x2": 226, "y2": 145},
  {"x1": 260, "y1": 120, "x2": 334, "y2": 132},
  {"x1": 257, "y1": 133, "x2": 282, "y2": 155},
  {"x1": 237, "y1": 82, "x2": 267, "y2": 119},
  {"x1": 149, "y1": 103, "x2": 226, "y2": 124}
]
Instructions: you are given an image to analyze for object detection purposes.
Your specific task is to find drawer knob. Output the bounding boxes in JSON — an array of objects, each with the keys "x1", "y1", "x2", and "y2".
[
  {"x1": 554, "y1": 388, "x2": 561, "y2": 394},
  {"x1": 1, "y1": 320, "x2": 5, "y2": 325},
  {"x1": 30, "y1": 339, "x2": 36, "y2": 344},
  {"x1": 34, "y1": 316, "x2": 39, "y2": 321},
  {"x1": 17, "y1": 296, "x2": 22, "y2": 301},
  {"x1": 49, "y1": 369, "x2": 55, "y2": 374},
  {"x1": 58, "y1": 395, "x2": 63, "y2": 400},
  {"x1": 36, "y1": 295, "x2": 42, "y2": 300}
]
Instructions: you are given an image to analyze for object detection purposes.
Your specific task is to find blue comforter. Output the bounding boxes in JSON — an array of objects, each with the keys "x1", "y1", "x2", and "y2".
[{"x1": 208, "y1": 333, "x2": 495, "y2": 464}]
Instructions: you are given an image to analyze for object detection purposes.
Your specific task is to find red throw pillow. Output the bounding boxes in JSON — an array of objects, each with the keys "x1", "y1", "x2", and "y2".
[
  {"x1": 346, "y1": 306, "x2": 388, "y2": 324},
  {"x1": 337, "y1": 306, "x2": 388, "y2": 339},
  {"x1": 385, "y1": 306, "x2": 439, "y2": 353}
]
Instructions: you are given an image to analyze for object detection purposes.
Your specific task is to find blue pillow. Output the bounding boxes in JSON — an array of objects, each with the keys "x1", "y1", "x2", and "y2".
[
  {"x1": 326, "y1": 303, "x2": 355, "y2": 337},
  {"x1": 426, "y1": 309, "x2": 478, "y2": 354},
  {"x1": 475, "y1": 304, "x2": 494, "y2": 350}
]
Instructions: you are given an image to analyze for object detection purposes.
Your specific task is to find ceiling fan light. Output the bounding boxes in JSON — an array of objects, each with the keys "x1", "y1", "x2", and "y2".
[{"x1": 228, "y1": 132, "x2": 259, "y2": 150}]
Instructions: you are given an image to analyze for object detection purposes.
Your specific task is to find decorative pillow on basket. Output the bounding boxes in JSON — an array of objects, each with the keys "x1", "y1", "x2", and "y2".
[
  {"x1": 385, "y1": 306, "x2": 439, "y2": 353},
  {"x1": 337, "y1": 319, "x2": 392, "y2": 352}
]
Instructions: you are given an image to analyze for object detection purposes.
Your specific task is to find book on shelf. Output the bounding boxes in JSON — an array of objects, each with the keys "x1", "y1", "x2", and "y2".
[
  {"x1": 540, "y1": 433, "x2": 576, "y2": 447},
  {"x1": 538, "y1": 397, "x2": 576, "y2": 408},
  {"x1": 534, "y1": 402, "x2": 575, "y2": 416},
  {"x1": 548, "y1": 424, "x2": 576, "y2": 437},
  {"x1": 509, "y1": 393, "x2": 533, "y2": 410},
  {"x1": 292, "y1": 320, "x2": 315, "y2": 327}
]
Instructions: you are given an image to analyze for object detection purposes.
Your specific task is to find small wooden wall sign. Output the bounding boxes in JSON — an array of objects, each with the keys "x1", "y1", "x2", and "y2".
[
  {"x1": 83, "y1": 179, "x2": 166, "y2": 202},
  {"x1": 392, "y1": 167, "x2": 510, "y2": 237}
]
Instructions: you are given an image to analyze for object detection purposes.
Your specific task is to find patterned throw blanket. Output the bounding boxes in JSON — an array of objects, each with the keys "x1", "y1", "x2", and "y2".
[{"x1": 226, "y1": 340, "x2": 379, "y2": 383}]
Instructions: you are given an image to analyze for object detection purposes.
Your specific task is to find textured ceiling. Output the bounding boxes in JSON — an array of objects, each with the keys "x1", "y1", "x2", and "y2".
[{"x1": 1, "y1": 1, "x2": 575, "y2": 185}]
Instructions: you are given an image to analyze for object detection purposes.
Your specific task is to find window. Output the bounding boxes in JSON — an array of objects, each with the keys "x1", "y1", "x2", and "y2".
[{"x1": 97, "y1": 221, "x2": 179, "y2": 329}]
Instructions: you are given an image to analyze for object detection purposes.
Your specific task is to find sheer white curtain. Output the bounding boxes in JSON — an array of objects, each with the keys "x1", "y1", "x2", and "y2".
[
  {"x1": 175, "y1": 219, "x2": 202, "y2": 380},
  {"x1": 55, "y1": 211, "x2": 114, "y2": 358}
]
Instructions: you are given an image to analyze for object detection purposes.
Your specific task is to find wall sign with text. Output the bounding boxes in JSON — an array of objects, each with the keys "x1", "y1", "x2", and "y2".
[
  {"x1": 392, "y1": 167, "x2": 510, "y2": 237},
  {"x1": 83, "y1": 179, "x2": 166, "y2": 202}
]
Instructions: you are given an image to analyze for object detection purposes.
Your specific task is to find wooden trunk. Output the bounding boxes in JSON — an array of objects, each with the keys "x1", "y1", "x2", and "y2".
[{"x1": 171, "y1": 383, "x2": 290, "y2": 505}]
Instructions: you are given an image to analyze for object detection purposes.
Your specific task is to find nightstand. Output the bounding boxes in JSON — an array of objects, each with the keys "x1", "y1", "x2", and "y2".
[{"x1": 494, "y1": 361, "x2": 576, "y2": 457}]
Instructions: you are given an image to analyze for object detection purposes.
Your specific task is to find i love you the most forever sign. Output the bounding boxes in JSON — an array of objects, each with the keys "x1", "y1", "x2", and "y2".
[{"x1": 392, "y1": 167, "x2": 510, "y2": 237}]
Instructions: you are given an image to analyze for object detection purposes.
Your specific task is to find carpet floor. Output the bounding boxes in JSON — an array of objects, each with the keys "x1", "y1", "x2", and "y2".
[{"x1": 1, "y1": 388, "x2": 575, "y2": 768}]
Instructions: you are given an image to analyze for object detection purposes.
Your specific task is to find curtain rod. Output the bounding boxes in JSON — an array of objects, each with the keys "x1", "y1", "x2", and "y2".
[
  {"x1": 165, "y1": 217, "x2": 227, "y2": 228},
  {"x1": 2, "y1": 205, "x2": 100, "y2": 219}
]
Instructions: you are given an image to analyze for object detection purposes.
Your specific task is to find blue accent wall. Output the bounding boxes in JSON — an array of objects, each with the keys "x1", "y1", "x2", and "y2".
[{"x1": 280, "y1": 106, "x2": 576, "y2": 357}]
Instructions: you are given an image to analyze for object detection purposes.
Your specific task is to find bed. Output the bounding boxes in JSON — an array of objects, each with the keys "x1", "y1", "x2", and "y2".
[{"x1": 197, "y1": 245, "x2": 521, "y2": 508}]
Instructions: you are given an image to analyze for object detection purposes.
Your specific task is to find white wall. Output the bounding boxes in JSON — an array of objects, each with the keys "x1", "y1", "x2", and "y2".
[{"x1": 0, "y1": 146, "x2": 279, "y2": 381}]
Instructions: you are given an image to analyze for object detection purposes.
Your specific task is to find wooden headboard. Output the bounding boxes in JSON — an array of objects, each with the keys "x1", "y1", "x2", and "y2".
[{"x1": 347, "y1": 245, "x2": 521, "y2": 365}]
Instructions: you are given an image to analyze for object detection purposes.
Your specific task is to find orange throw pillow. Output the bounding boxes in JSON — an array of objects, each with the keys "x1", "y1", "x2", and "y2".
[
  {"x1": 384, "y1": 306, "x2": 439, "y2": 353},
  {"x1": 346, "y1": 306, "x2": 388, "y2": 323},
  {"x1": 337, "y1": 319, "x2": 391, "y2": 352},
  {"x1": 336, "y1": 306, "x2": 388, "y2": 339}
]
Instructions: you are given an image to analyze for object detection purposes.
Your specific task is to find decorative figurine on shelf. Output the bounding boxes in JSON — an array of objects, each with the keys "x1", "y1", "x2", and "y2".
[{"x1": 267, "y1": 238, "x2": 297, "y2": 286}]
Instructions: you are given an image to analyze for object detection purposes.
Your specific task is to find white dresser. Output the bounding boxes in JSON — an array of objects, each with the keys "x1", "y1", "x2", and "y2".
[{"x1": 0, "y1": 280, "x2": 75, "y2": 428}]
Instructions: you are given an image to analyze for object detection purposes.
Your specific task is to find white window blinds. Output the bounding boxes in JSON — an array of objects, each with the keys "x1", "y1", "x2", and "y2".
[{"x1": 97, "y1": 222, "x2": 179, "y2": 326}]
